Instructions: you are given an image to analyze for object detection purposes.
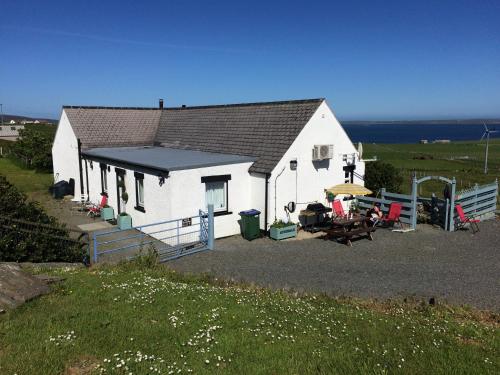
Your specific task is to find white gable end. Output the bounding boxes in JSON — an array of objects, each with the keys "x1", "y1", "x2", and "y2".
[
  {"x1": 52, "y1": 110, "x2": 80, "y2": 191},
  {"x1": 268, "y1": 100, "x2": 365, "y2": 223}
]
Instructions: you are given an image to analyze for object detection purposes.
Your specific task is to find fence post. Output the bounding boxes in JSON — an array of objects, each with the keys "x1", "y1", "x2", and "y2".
[
  {"x1": 207, "y1": 204, "x2": 215, "y2": 250},
  {"x1": 473, "y1": 183, "x2": 479, "y2": 216},
  {"x1": 444, "y1": 198, "x2": 450, "y2": 231},
  {"x1": 411, "y1": 176, "x2": 417, "y2": 230},
  {"x1": 92, "y1": 231, "x2": 98, "y2": 264},
  {"x1": 449, "y1": 178, "x2": 456, "y2": 232},
  {"x1": 176, "y1": 220, "x2": 180, "y2": 246}
]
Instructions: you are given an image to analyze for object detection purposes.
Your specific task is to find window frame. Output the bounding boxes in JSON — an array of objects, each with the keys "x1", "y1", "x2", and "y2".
[
  {"x1": 201, "y1": 174, "x2": 231, "y2": 216},
  {"x1": 100, "y1": 163, "x2": 108, "y2": 195},
  {"x1": 134, "y1": 172, "x2": 145, "y2": 212}
]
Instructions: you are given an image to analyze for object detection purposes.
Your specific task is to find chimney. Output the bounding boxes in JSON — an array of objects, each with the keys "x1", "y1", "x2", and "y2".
[{"x1": 159, "y1": 99, "x2": 164, "y2": 109}]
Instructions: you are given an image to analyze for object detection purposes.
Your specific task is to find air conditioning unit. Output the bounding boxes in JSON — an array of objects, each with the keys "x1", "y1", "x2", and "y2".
[{"x1": 312, "y1": 145, "x2": 334, "y2": 160}]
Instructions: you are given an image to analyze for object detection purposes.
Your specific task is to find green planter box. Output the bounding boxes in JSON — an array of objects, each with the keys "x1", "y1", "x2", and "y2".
[
  {"x1": 102, "y1": 207, "x2": 115, "y2": 221},
  {"x1": 118, "y1": 214, "x2": 132, "y2": 230},
  {"x1": 270, "y1": 225, "x2": 297, "y2": 240}
]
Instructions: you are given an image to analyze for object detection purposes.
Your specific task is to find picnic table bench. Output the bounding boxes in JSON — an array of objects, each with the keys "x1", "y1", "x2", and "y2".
[{"x1": 322, "y1": 216, "x2": 375, "y2": 246}]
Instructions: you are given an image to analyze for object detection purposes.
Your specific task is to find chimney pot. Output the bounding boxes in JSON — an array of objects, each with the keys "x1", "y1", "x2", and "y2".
[{"x1": 159, "y1": 99, "x2": 164, "y2": 109}]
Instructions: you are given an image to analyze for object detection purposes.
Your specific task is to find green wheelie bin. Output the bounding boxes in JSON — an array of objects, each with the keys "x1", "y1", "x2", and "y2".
[{"x1": 239, "y1": 209, "x2": 261, "y2": 241}]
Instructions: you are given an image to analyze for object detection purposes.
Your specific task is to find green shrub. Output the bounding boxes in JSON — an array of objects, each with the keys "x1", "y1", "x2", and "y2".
[
  {"x1": 270, "y1": 219, "x2": 295, "y2": 228},
  {"x1": 0, "y1": 175, "x2": 85, "y2": 263},
  {"x1": 10, "y1": 127, "x2": 53, "y2": 171},
  {"x1": 364, "y1": 160, "x2": 404, "y2": 194}
]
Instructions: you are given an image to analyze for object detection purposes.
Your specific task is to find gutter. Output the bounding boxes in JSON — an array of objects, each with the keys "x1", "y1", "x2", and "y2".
[
  {"x1": 77, "y1": 139, "x2": 84, "y2": 196},
  {"x1": 81, "y1": 153, "x2": 170, "y2": 179},
  {"x1": 264, "y1": 173, "x2": 270, "y2": 233},
  {"x1": 84, "y1": 159, "x2": 89, "y2": 198}
]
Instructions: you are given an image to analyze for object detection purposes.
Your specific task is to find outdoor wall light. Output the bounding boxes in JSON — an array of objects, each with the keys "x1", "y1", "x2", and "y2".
[
  {"x1": 290, "y1": 159, "x2": 297, "y2": 171},
  {"x1": 89, "y1": 161, "x2": 93, "y2": 169}
]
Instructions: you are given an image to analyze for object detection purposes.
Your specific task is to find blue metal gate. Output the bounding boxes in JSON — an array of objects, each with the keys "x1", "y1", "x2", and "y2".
[{"x1": 92, "y1": 205, "x2": 214, "y2": 263}]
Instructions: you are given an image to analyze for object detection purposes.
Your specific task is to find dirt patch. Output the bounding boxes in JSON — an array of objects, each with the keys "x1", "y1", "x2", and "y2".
[{"x1": 63, "y1": 356, "x2": 100, "y2": 375}]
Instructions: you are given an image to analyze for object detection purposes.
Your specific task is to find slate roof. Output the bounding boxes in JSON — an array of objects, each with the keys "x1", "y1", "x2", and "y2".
[
  {"x1": 63, "y1": 98, "x2": 324, "y2": 174},
  {"x1": 156, "y1": 99, "x2": 324, "y2": 174},
  {"x1": 63, "y1": 107, "x2": 161, "y2": 149}
]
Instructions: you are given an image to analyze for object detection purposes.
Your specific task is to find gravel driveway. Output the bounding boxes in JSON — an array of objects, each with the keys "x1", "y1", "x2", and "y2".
[{"x1": 168, "y1": 221, "x2": 500, "y2": 311}]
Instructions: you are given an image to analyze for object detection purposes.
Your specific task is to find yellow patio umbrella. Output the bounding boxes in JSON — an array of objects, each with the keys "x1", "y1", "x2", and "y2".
[{"x1": 325, "y1": 183, "x2": 373, "y2": 196}]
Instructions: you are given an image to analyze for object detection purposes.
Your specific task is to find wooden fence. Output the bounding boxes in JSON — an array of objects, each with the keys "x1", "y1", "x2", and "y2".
[
  {"x1": 455, "y1": 180, "x2": 498, "y2": 220},
  {"x1": 356, "y1": 180, "x2": 498, "y2": 232},
  {"x1": 356, "y1": 188, "x2": 416, "y2": 229}
]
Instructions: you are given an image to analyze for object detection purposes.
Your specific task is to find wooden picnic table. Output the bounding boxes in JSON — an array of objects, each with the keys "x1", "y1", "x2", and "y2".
[{"x1": 322, "y1": 215, "x2": 375, "y2": 246}]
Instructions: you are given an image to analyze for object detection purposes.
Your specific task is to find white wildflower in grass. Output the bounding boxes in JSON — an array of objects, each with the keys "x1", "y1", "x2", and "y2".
[{"x1": 47, "y1": 331, "x2": 76, "y2": 345}]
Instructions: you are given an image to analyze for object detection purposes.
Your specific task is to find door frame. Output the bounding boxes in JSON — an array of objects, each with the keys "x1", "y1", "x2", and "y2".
[{"x1": 115, "y1": 168, "x2": 126, "y2": 215}]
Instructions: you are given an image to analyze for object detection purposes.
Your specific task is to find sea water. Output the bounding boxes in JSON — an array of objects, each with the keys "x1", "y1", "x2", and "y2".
[{"x1": 342, "y1": 123, "x2": 498, "y2": 144}]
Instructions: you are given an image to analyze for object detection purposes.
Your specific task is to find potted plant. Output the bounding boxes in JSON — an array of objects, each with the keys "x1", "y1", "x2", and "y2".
[
  {"x1": 270, "y1": 220, "x2": 297, "y2": 240},
  {"x1": 117, "y1": 190, "x2": 132, "y2": 229},
  {"x1": 101, "y1": 204, "x2": 114, "y2": 221},
  {"x1": 118, "y1": 212, "x2": 132, "y2": 229}
]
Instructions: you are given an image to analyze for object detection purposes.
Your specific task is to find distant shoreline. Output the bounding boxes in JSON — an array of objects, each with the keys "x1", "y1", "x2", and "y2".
[{"x1": 342, "y1": 119, "x2": 500, "y2": 126}]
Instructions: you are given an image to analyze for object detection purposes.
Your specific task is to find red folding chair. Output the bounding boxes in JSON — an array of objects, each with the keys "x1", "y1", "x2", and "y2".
[
  {"x1": 380, "y1": 203, "x2": 403, "y2": 228},
  {"x1": 332, "y1": 199, "x2": 348, "y2": 219},
  {"x1": 87, "y1": 194, "x2": 108, "y2": 218},
  {"x1": 455, "y1": 204, "x2": 480, "y2": 233}
]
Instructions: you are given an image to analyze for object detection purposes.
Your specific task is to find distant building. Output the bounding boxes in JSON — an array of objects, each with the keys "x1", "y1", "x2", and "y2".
[
  {"x1": 419, "y1": 139, "x2": 428, "y2": 144},
  {"x1": 9, "y1": 120, "x2": 16, "y2": 124},
  {"x1": 0, "y1": 124, "x2": 24, "y2": 141}
]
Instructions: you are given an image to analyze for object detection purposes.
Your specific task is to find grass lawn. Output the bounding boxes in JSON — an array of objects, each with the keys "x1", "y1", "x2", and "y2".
[
  {"x1": 363, "y1": 140, "x2": 500, "y2": 197},
  {"x1": 0, "y1": 263, "x2": 498, "y2": 374},
  {"x1": 0, "y1": 157, "x2": 53, "y2": 194}
]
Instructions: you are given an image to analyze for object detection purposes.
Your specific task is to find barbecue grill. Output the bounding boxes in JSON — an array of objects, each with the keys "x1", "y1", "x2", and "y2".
[{"x1": 299, "y1": 203, "x2": 332, "y2": 232}]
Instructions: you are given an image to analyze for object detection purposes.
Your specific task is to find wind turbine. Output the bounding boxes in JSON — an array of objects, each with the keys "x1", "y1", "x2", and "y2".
[{"x1": 480, "y1": 123, "x2": 498, "y2": 174}]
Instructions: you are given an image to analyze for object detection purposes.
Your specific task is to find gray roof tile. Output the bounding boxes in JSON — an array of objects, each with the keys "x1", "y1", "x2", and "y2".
[
  {"x1": 64, "y1": 107, "x2": 161, "y2": 149},
  {"x1": 155, "y1": 99, "x2": 323, "y2": 173}
]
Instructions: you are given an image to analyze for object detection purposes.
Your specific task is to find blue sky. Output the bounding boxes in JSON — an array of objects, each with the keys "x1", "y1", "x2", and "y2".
[{"x1": 1, "y1": 0, "x2": 499, "y2": 120}]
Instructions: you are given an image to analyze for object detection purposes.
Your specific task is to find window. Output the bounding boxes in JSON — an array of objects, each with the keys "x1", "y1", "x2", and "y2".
[
  {"x1": 11, "y1": 126, "x2": 16, "y2": 131},
  {"x1": 100, "y1": 163, "x2": 108, "y2": 194},
  {"x1": 134, "y1": 172, "x2": 145, "y2": 212},
  {"x1": 206, "y1": 181, "x2": 227, "y2": 211},
  {"x1": 201, "y1": 175, "x2": 231, "y2": 216}
]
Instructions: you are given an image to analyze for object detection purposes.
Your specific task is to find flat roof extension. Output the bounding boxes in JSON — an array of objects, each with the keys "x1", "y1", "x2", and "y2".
[{"x1": 82, "y1": 146, "x2": 256, "y2": 174}]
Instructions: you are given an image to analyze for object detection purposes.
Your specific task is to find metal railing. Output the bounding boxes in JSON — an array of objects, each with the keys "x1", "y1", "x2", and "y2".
[
  {"x1": 92, "y1": 205, "x2": 214, "y2": 263},
  {"x1": 0, "y1": 215, "x2": 90, "y2": 263}
]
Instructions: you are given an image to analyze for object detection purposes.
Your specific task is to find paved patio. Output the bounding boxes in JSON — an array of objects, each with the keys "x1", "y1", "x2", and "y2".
[{"x1": 168, "y1": 220, "x2": 500, "y2": 311}]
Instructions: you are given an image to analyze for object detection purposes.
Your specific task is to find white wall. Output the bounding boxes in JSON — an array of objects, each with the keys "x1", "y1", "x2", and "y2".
[
  {"x1": 83, "y1": 159, "x2": 255, "y2": 239},
  {"x1": 268, "y1": 101, "x2": 365, "y2": 225},
  {"x1": 249, "y1": 172, "x2": 267, "y2": 229},
  {"x1": 168, "y1": 162, "x2": 254, "y2": 238},
  {"x1": 52, "y1": 110, "x2": 79, "y2": 189}
]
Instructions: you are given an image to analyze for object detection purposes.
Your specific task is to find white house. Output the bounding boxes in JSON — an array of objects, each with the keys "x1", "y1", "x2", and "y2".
[
  {"x1": 0, "y1": 124, "x2": 24, "y2": 141},
  {"x1": 52, "y1": 98, "x2": 364, "y2": 238}
]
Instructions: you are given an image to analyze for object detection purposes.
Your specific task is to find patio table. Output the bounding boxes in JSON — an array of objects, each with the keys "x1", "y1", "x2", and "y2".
[{"x1": 323, "y1": 215, "x2": 375, "y2": 246}]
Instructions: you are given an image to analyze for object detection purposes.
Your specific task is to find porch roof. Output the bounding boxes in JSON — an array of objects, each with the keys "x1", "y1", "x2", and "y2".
[{"x1": 82, "y1": 146, "x2": 255, "y2": 174}]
